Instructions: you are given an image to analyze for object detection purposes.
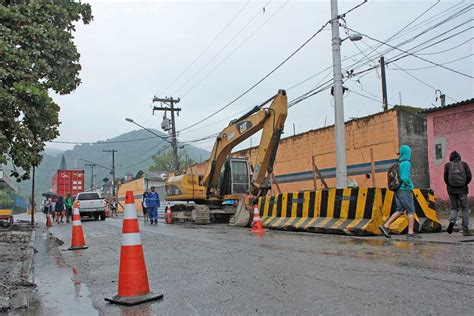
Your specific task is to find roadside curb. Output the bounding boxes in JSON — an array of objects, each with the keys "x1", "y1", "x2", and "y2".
[{"x1": 20, "y1": 229, "x2": 36, "y2": 281}]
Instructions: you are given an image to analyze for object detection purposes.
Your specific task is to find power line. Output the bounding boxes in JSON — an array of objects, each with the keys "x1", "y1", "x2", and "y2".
[
  {"x1": 178, "y1": 20, "x2": 331, "y2": 133},
  {"x1": 180, "y1": 0, "x2": 290, "y2": 98},
  {"x1": 47, "y1": 136, "x2": 159, "y2": 145},
  {"x1": 390, "y1": 53, "x2": 473, "y2": 71},
  {"x1": 172, "y1": 0, "x2": 272, "y2": 96},
  {"x1": 345, "y1": 26, "x2": 473, "y2": 79},
  {"x1": 416, "y1": 37, "x2": 473, "y2": 55},
  {"x1": 157, "y1": 0, "x2": 251, "y2": 96}
]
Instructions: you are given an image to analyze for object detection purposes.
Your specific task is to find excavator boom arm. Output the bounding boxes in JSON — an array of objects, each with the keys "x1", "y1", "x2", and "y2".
[{"x1": 202, "y1": 90, "x2": 288, "y2": 198}]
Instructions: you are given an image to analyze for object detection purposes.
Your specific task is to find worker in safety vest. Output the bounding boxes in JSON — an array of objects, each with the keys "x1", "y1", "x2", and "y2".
[{"x1": 145, "y1": 186, "x2": 160, "y2": 225}]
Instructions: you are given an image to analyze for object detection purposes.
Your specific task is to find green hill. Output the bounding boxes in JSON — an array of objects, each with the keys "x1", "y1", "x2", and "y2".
[{"x1": 16, "y1": 129, "x2": 210, "y2": 202}]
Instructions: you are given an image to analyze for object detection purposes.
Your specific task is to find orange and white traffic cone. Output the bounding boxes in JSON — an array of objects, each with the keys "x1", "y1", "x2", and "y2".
[
  {"x1": 251, "y1": 204, "x2": 266, "y2": 234},
  {"x1": 68, "y1": 201, "x2": 88, "y2": 250},
  {"x1": 46, "y1": 214, "x2": 53, "y2": 228},
  {"x1": 105, "y1": 191, "x2": 163, "y2": 306},
  {"x1": 165, "y1": 204, "x2": 172, "y2": 224}
]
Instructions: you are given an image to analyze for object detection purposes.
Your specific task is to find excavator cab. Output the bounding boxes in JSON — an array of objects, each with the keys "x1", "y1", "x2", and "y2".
[{"x1": 218, "y1": 158, "x2": 250, "y2": 197}]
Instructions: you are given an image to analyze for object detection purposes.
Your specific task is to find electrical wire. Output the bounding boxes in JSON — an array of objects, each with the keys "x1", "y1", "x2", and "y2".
[
  {"x1": 157, "y1": 1, "x2": 251, "y2": 96},
  {"x1": 390, "y1": 53, "x2": 473, "y2": 71},
  {"x1": 416, "y1": 37, "x2": 473, "y2": 55},
  {"x1": 180, "y1": 0, "x2": 290, "y2": 98},
  {"x1": 345, "y1": 26, "x2": 473, "y2": 79},
  {"x1": 172, "y1": 0, "x2": 272, "y2": 96},
  {"x1": 177, "y1": 20, "x2": 331, "y2": 133}
]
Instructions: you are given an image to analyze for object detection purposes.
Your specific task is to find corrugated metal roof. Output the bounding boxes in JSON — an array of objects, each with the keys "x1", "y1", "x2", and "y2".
[{"x1": 421, "y1": 98, "x2": 474, "y2": 114}]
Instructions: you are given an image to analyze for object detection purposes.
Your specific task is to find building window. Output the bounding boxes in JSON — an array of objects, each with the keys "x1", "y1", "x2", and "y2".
[{"x1": 435, "y1": 143, "x2": 443, "y2": 159}]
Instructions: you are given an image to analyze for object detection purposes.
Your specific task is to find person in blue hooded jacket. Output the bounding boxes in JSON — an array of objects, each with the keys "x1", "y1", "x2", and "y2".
[{"x1": 379, "y1": 145, "x2": 419, "y2": 239}]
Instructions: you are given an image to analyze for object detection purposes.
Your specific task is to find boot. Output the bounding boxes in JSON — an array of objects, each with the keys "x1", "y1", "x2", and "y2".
[{"x1": 463, "y1": 229, "x2": 472, "y2": 236}]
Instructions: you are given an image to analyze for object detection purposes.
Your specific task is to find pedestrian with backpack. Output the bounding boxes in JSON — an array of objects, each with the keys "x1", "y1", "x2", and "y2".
[
  {"x1": 380, "y1": 145, "x2": 420, "y2": 239},
  {"x1": 444, "y1": 151, "x2": 472, "y2": 236}
]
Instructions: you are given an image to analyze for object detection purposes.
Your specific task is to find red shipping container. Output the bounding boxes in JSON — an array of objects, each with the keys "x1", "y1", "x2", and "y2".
[{"x1": 52, "y1": 170, "x2": 85, "y2": 198}]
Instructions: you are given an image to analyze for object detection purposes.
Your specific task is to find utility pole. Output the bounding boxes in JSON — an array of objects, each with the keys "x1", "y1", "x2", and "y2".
[
  {"x1": 31, "y1": 165, "x2": 35, "y2": 227},
  {"x1": 85, "y1": 163, "x2": 96, "y2": 190},
  {"x1": 380, "y1": 56, "x2": 388, "y2": 111},
  {"x1": 103, "y1": 149, "x2": 117, "y2": 207},
  {"x1": 330, "y1": 0, "x2": 347, "y2": 189},
  {"x1": 152, "y1": 96, "x2": 181, "y2": 171}
]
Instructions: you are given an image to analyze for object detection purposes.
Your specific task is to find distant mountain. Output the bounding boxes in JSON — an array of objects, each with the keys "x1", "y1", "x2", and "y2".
[
  {"x1": 43, "y1": 147, "x2": 64, "y2": 157},
  {"x1": 16, "y1": 129, "x2": 210, "y2": 201}
]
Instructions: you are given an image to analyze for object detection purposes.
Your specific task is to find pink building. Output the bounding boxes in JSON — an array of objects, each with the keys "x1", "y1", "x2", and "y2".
[{"x1": 424, "y1": 99, "x2": 474, "y2": 201}]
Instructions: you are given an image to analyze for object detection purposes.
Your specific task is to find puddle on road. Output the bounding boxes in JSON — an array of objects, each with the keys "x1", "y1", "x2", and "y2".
[{"x1": 26, "y1": 229, "x2": 98, "y2": 316}]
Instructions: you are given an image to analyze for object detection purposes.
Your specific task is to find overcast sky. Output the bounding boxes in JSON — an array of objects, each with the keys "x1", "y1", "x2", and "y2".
[{"x1": 49, "y1": 0, "x2": 473, "y2": 153}]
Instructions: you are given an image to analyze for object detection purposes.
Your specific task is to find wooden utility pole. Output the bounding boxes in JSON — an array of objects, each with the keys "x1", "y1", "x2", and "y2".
[
  {"x1": 152, "y1": 96, "x2": 181, "y2": 171},
  {"x1": 380, "y1": 56, "x2": 388, "y2": 111},
  {"x1": 31, "y1": 165, "x2": 35, "y2": 227},
  {"x1": 312, "y1": 156, "x2": 329, "y2": 189},
  {"x1": 85, "y1": 163, "x2": 96, "y2": 190},
  {"x1": 370, "y1": 148, "x2": 376, "y2": 187},
  {"x1": 103, "y1": 149, "x2": 117, "y2": 211}
]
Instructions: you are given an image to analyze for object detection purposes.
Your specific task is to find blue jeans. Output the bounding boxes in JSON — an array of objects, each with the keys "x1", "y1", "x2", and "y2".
[
  {"x1": 148, "y1": 206, "x2": 158, "y2": 223},
  {"x1": 395, "y1": 189, "x2": 415, "y2": 214}
]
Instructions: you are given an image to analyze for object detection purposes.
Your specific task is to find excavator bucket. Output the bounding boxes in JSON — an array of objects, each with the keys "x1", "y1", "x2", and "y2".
[{"x1": 228, "y1": 197, "x2": 251, "y2": 227}]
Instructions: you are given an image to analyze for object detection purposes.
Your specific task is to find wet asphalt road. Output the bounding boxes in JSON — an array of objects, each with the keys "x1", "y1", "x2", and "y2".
[{"x1": 43, "y1": 216, "x2": 473, "y2": 315}]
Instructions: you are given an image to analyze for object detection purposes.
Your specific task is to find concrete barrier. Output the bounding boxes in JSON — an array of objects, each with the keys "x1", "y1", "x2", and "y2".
[
  {"x1": 258, "y1": 188, "x2": 385, "y2": 236},
  {"x1": 382, "y1": 188, "x2": 442, "y2": 234},
  {"x1": 258, "y1": 188, "x2": 441, "y2": 236}
]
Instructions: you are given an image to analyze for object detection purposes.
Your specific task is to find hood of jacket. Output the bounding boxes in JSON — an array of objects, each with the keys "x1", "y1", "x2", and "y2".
[
  {"x1": 449, "y1": 150, "x2": 461, "y2": 161},
  {"x1": 399, "y1": 145, "x2": 411, "y2": 162}
]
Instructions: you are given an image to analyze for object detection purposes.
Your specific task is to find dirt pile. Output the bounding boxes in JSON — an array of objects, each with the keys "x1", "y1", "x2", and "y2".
[{"x1": 0, "y1": 228, "x2": 35, "y2": 313}]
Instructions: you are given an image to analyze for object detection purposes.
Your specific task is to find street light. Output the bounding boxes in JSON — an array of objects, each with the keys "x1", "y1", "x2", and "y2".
[
  {"x1": 125, "y1": 118, "x2": 172, "y2": 145},
  {"x1": 340, "y1": 33, "x2": 363, "y2": 43}
]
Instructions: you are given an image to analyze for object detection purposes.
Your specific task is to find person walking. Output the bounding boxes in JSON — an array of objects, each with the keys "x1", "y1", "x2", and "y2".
[
  {"x1": 64, "y1": 193, "x2": 74, "y2": 223},
  {"x1": 145, "y1": 186, "x2": 160, "y2": 225},
  {"x1": 444, "y1": 151, "x2": 472, "y2": 236},
  {"x1": 142, "y1": 189, "x2": 149, "y2": 223},
  {"x1": 55, "y1": 196, "x2": 65, "y2": 223},
  {"x1": 380, "y1": 145, "x2": 420, "y2": 239}
]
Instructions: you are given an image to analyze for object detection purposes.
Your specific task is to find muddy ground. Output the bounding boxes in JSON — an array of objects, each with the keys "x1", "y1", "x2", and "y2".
[{"x1": 0, "y1": 223, "x2": 35, "y2": 313}]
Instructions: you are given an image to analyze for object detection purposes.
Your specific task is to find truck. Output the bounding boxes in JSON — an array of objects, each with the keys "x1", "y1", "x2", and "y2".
[
  {"x1": 165, "y1": 89, "x2": 288, "y2": 225},
  {"x1": 75, "y1": 192, "x2": 106, "y2": 220},
  {"x1": 51, "y1": 170, "x2": 85, "y2": 198}
]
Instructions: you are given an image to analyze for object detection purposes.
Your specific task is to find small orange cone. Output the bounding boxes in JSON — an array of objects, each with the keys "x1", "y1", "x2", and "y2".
[
  {"x1": 68, "y1": 201, "x2": 88, "y2": 250},
  {"x1": 105, "y1": 191, "x2": 163, "y2": 306},
  {"x1": 251, "y1": 204, "x2": 266, "y2": 233},
  {"x1": 165, "y1": 204, "x2": 172, "y2": 224},
  {"x1": 46, "y1": 214, "x2": 53, "y2": 228}
]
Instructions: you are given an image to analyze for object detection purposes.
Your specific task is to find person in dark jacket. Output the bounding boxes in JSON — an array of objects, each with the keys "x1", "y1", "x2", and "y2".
[
  {"x1": 444, "y1": 151, "x2": 472, "y2": 236},
  {"x1": 142, "y1": 189, "x2": 149, "y2": 224}
]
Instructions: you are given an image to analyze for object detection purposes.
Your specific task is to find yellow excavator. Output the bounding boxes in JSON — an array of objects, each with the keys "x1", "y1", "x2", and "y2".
[{"x1": 165, "y1": 89, "x2": 287, "y2": 225}]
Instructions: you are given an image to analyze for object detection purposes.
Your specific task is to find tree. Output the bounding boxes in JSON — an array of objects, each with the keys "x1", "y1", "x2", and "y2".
[
  {"x1": 149, "y1": 150, "x2": 195, "y2": 173},
  {"x1": 0, "y1": 0, "x2": 92, "y2": 180}
]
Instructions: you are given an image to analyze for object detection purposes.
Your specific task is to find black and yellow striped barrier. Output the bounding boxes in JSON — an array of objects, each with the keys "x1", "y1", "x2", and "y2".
[
  {"x1": 258, "y1": 188, "x2": 441, "y2": 236},
  {"x1": 382, "y1": 188, "x2": 441, "y2": 234},
  {"x1": 258, "y1": 188, "x2": 385, "y2": 236}
]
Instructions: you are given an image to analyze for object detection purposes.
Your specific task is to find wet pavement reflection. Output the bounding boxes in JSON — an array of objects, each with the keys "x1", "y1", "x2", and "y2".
[{"x1": 26, "y1": 228, "x2": 98, "y2": 315}]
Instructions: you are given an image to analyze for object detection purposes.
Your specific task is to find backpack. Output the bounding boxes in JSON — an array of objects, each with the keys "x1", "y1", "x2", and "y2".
[
  {"x1": 387, "y1": 162, "x2": 402, "y2": 191},
  {"x1": 448, "y1": 160, "x2": 466, "y2": 187}
]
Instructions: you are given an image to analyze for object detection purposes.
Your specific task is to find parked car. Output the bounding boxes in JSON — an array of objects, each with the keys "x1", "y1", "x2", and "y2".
[{"x1": 75, "y1": 192, "x2": 106, "y2": 220}]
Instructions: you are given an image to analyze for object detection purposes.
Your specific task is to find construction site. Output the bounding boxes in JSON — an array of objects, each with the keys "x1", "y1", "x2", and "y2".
[{"x1": 1, "y1": 0, "x2": 473, "y2": 315}]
